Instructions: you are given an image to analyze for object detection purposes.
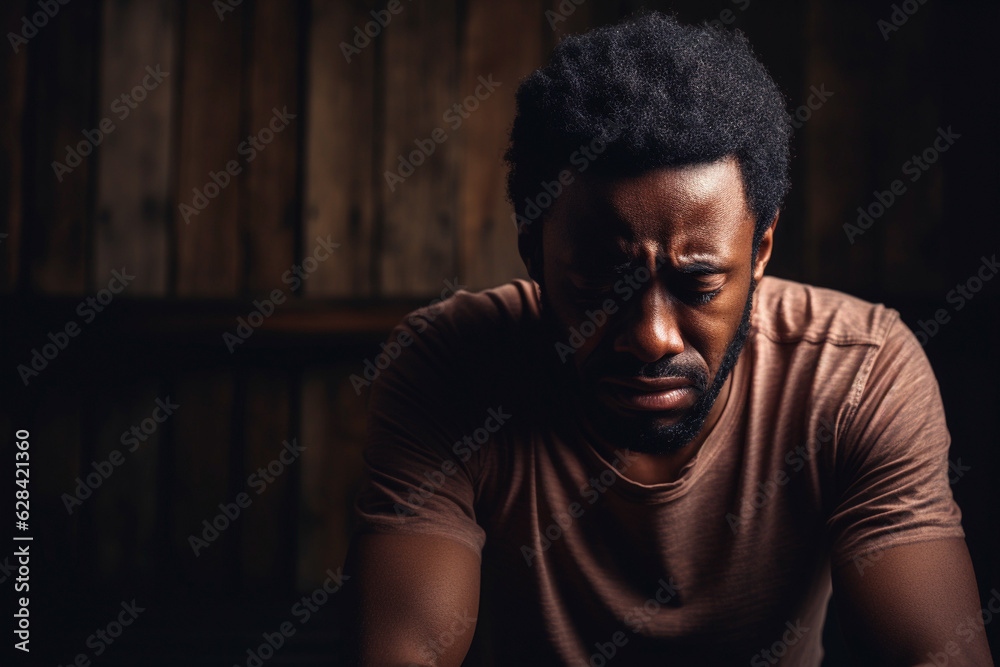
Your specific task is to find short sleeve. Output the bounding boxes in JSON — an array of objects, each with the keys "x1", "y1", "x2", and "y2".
[
  {"x1": 827, "y1": 312, "x2": 965, "y2": 571},
  {"x1": 353, "y1": 308, "x2": 488, "y2": 560}
]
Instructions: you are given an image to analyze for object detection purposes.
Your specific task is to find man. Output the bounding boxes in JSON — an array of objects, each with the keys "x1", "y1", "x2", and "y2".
[{"x1": 342, "y1": 11, "x2": 994, "y2": 666}]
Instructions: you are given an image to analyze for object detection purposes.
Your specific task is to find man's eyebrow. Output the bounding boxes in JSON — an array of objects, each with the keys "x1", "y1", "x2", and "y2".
[
  {"x1": 673, "y1": 260, "x2": 727, "y2": 275},
  {"x1": 572, "y1": 258, "x2": 727, "y2": 275}
]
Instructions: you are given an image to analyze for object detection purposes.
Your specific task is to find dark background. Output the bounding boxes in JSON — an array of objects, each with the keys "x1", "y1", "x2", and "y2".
[{"x1": 1, "y1": 0, "x2": 997, "y2": 664}]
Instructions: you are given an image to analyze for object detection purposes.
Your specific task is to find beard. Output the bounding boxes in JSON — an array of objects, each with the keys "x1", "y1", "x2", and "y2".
[{"x1": 539, "y1": 277, "x2": 756, "y2": 456}]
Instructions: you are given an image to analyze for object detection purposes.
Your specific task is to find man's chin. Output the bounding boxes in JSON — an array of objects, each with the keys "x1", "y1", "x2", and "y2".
[{"x1": 586, "y1": 398, "x2": 708, "y2": 455}]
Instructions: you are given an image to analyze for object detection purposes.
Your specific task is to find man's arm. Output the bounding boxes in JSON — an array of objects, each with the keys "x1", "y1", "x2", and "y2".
[
  {"x1": 832, "y1": 536, "x2": 994, "y2": 666},
  {"x1": 344, "y1": 533, "x2": 480, "y2": 666}
]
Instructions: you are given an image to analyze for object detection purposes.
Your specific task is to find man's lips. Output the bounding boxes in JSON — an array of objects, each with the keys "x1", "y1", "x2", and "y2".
[{"x1": 600, "y1": 377, "x2": 698, "y2": 412}]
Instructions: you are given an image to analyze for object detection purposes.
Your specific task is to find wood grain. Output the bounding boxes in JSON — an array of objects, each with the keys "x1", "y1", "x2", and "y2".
[
  {"x1": 0, "y1": 0, "x2": 27, "y2": 292},
  {"x1": 243, "y1": 0, "x2": 301, "y2": 293},
  {"x1": 457, "y1": 0, "x2": 541, "y2": 290},
  {"x1": 95, "y1": 0, "x2": 175, "y2": 296},
  {"x1": 379, "y1": 0, "x2": 458, "y2": 296},
  {"x1": 303, "y1": 0, "x2": 375, "y2": 297},
  {"x1": 174, "y1": 0, "x2": 244, "y2": 296}
]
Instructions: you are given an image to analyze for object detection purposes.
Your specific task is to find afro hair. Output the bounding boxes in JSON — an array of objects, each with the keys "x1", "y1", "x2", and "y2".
[{"x1": 505, "y1": 9, "x2": 792, "y2": 259}]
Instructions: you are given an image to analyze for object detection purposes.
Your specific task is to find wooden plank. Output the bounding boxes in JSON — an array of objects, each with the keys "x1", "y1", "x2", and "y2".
[
  {"x1": 379, "y1": 0, "x2": 458, "y2": 296},
  {"x1": 23, "y1": 0, "x2": 101, "y2": 294},
  {"x1": 0, "y1": 0, "x2": 28, "y2": 292},
  {"x1": 303, "y1": 0, "x2": 375, "y2": 297},
  {"x1": 875, "y1": 2, "x2": 944, "y2": 296},
  {"x1": 457, "y1": 0, "x2": 541, "y2": 290},
  {"x1": 94, "y1": 0, "x2": 175, "y2": 296},
  {"x1": 91, "y1": 378, "x2": 163, "y2": 581},
  {"x1": 174, "y1": 0, "x2": 244, "y2": 296},
  {"x1": 801, "y1": 0, "x2": 880, "y2": 293},
  {"x1": 243, "y1": 0, "x2": 301, "y2": 293},
  {"x1": 240, "y1": 369, "x2": 294, "y2": 586},
  {"x1": 297, "y1": 364, "x2": 367, "y2": 589},
  {"x1": 170, "y1": 369, "x2": 234, "y2": 591}
]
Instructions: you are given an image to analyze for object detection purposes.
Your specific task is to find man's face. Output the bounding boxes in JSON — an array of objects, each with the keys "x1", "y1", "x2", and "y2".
[{"x1": 533, "y1": 157, "x2": 773, "y2": 455}]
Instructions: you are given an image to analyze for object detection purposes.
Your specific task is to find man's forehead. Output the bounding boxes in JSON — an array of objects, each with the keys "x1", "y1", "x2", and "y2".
[{"x1": 549, "y1": 158, "x2": 755, "y2": 265}]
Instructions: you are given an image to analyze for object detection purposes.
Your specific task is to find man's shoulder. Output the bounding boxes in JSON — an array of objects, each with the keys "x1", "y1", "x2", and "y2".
[
  {"x1": 752, "y1": 275, "x2": 900, "y2": 349},
  {"x1": 414, "y1": 278, "x2": 542, "y2": 343},
  {"x1": 368, "y1": 279, "x2": 542, "y2": 401}
]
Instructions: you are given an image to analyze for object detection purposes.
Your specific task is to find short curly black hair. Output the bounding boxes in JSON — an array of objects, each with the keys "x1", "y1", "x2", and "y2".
[{"x1": 505, "y1": 10, "x2": 792, "y2": 263}]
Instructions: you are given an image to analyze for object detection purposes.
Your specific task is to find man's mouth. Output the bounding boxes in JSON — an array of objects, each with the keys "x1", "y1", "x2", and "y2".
[{"x1": 599, "y1": 377, "x2": 699, "y2": 412}]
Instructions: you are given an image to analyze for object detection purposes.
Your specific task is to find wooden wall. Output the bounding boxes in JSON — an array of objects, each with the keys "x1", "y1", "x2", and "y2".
[{"x1": 1, "y1": 0, "x2": 997, "y2": 662}]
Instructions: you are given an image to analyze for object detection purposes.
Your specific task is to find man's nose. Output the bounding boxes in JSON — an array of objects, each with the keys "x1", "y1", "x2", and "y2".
[{"x1": 613, "y1": 281, "x2": 684, "y2": 363}]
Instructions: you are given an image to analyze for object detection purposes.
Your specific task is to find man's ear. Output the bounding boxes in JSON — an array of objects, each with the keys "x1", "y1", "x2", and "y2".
[{"x1": 753, "y1": 211, "x2": 779, "y2": 283}]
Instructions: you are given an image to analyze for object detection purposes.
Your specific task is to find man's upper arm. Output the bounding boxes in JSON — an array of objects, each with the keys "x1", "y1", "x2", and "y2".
[
  {"x1": 347, "y1": 533, "x2": 480, "y2": 667},
  {"x1": 826, "y1": 314, "x2": 992, "y2": 665},
  {"x1": 832, "y1": 537, "x2": 994, "y2": 666},
  {"x1": 346, "y1": 310, "x2": 489, "y2": 665}
]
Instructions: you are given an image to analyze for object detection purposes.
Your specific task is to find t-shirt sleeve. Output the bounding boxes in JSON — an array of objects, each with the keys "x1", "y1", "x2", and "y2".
[
  {"x1": 352, "y1": 308, "x2": 488, "y2": 560},
  {"x1": 827, "y1": 311, "x2": 965, "y2": 571}
]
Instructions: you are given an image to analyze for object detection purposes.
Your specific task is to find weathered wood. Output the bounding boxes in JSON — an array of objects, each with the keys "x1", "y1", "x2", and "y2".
[
  {"x1": 304, "y1": 0, "x2": 375, "y2": 297},
  {"x1": 23, "y1": 0, "x2": 101, "y2": 294},
  {"x1": 240, "y1": 368, "x2": 294, "y2": 586},
  {"x1": 379, "y1": 0, "x2": 458, "y2": 296},
  {"x1": 174, "y1": 0, "x2": 244, "y2": 296},
  {"x1": 457, "y1": 0, "x2": 541, "y2": 290},
  {"x1": 801, "y1": 0, "x2": 880, "y2": 293},
  {"x1": 0, "y1": 0, "x2": 28, "y2": 292},
  {"x1": 94, "y1": 0, "x2": 175, "y2": 296},
  {"x1": 92, "y1": 378, "x2": 163, "y2": 580},
  {"x1": 243, "y1": 0, "x2": 301, "y2": 293},
  {"x1": 170, "y1": 369, "x2": 235, "y2": 590}
]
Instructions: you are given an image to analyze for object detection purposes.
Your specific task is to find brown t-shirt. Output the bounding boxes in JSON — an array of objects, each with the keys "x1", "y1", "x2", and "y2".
[{"x1": 354, "y1": 275, "x2": 965, "y2": 666}]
